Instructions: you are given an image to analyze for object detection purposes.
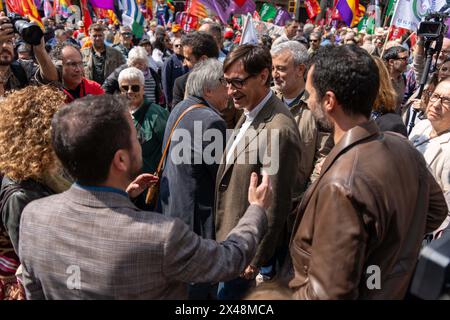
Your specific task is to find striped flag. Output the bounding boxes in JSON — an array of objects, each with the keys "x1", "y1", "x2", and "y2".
[
  {"x1": 22, "y1": 0, "x2": 44, "y2": 30},
  {"x1": 187, "y1": 0, "x2": 207, "y2": 19},
  {"x1": 119, "y1": 0, "x2": 145, "y2": 38},
  {"x1": 43, "y1": 0, "x2": 54, "y2": 17}
]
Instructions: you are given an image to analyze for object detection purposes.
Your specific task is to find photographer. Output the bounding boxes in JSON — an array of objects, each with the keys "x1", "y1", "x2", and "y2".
[{"x1": 0, "y1": 12, "x2": 58, "y2": 97}]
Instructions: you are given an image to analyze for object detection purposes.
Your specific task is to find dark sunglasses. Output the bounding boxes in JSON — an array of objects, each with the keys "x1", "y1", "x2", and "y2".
[
  {"x1": 121, "y1": 85, "x2": 140, "y2": 92},
  {"x1": 121, "y1": 32, "x2": 132, "y2": 37}
]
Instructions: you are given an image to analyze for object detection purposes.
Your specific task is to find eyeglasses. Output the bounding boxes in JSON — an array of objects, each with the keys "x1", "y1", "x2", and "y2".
[
  {"x1": 120, "y1": 85, "x2": 141, "y2": 92},
  {"x1": 309, "y1": 39, "x2": 319, "y2": 43},
  {"x1": 429, "y1": 93, "x2": 450, "y2": 108},
  {"x1": 395, "y1": 56, "x2": 408, "y2": 62},
  {"x1": 219, "y1": 74, "x2": 255, "y2": 89},
  {"x1": 174, "y1": 44, "x2": 182, "y2": 48},
  {"x1": 121, "y1": 33, "x2": 132, "y2": 37},
  {"x1": 64, "y1": 61, "x2": 84, "y2": 69}
]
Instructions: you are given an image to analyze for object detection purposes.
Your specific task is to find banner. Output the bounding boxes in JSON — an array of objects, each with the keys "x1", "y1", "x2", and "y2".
[
  {"x1": 231, "y1": 0, "x2": 255, "y2": 15},
  {"x1": 187, "y1": 0, "x2": 208, "y2": 18},
  {"x1": 259, "y1": 2, "x2": 277, "y2": 21},
  {"x1": 304, "y1": 0, "x2": 321, "y2": 19},
  {"x1": 274, "y1": 7, "x2": 292, "y2": 26},
  {"x1": 179, "y1": 11, "x2": 199, "y2": 31},
  {"x1": 119, "y1": 0, "x2": 145, "y2": 37},
  {"x1": 391, "y1": 0, "x2": 447, "y2": 31},
  {"x1": 89, "y1": 0, "x2": 114, "y2": 10}
]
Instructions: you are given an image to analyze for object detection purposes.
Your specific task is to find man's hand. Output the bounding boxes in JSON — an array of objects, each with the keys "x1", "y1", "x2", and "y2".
[
  {"x1": 0, "y1": 12, "x2": 14, "y2": 44},
  {"x1": 126, "y1": 173, "x2": 159, "y2": 198},
  {"x1": 248, "y1": 171, "x2": 272, "y2": 210},
  {"x1": 240, "y1": 265, "x2": 258, "y2": 279}
]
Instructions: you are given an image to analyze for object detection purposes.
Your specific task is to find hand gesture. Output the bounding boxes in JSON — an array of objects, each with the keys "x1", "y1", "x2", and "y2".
[
  {"x1": 126, "y1": 173, "x2": 159, "y2": 198},
  {"x1": 240, "y1": 264, "x2": 259, "y2": 280},
  {"x1": 248, "y1": 171, "x2": 272, "y2": 210}
]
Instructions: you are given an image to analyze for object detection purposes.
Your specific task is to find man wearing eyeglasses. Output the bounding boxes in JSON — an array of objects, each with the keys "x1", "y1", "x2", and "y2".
[
  {"x1": 113, "y1": 26, "x2": 134, "y2": 59},
  {"x1": 81, "y1": 24, "x2": 126, "y2": 85},
  {"x1": 215, "y1": 44, "x2": 301, "y2": 300},
  {"x1": 382, "y1": 46, "x2": 409, "y2": 114},
  {"x1": 38, "y1": 42, "x2": 104, "y2": 103}
]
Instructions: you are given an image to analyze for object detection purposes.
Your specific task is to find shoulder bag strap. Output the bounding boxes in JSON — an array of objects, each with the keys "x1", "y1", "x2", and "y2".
[{"x1": 155, "y1": 103, "x2": 206, "y2": 176}]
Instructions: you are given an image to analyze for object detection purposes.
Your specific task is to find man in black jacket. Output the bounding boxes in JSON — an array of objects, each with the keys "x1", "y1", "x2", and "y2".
[{"x1": 171, "y1": 31, "x2": 218, "y2": 110}]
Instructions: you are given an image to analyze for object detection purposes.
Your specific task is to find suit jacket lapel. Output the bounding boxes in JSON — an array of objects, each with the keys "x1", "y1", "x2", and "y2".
[{"x1": 219, "y1": 95, "x2": 276, "y2": 182}]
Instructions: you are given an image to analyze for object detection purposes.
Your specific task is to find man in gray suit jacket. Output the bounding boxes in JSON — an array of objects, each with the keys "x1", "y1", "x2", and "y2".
[
  {"x1": 18, "y1": 94, "x2": 272, "y2": 300},
  {"x1": 215, "y1": 45, "x2": 301, "y2": 299}
]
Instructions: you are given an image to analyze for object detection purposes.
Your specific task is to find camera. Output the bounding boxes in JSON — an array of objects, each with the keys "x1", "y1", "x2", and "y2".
[
  {"x1": 417, "y1": 12, "x2": 449, "y2": 41},
  {"x1": 6, "y1": 13, "x2": 43, "y2": 46}
]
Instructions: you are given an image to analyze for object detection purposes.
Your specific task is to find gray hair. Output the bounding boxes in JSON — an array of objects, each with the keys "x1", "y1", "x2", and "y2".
[
  {"x1": 185, "y1": 59, "x2": 223, "y2": 97},
  {"x1": 271, "y1": 40, "x2": 309, "y2": 66},
  {"x1": 127, "y1": 46, "x2": 149, "y2": 67},
  {"x1": 118, "y1": 67, "x2": 145, "y2": 86}
]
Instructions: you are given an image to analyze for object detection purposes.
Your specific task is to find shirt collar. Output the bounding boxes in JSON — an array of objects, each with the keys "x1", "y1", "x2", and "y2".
[
  {"x1": 74, "y1": 183, "x2": 129, "y2": 198},
  {"x1": 244, "y1": 90, "x2": 272, "y2": 122}
]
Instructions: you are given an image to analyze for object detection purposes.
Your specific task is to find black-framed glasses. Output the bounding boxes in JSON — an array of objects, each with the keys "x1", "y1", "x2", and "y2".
[
  {"x1": 120, "y1": 85, "x2": 141, "y2": 92},
  {"x1": 309, "y1": 39, "x2": 319, "y2": 43},
  {"x1": 429, "y1": 93, "x2": 450, "y2": 108},
  {"x1": 219, "y1": 74, "x2": 254, "y2": 89}
]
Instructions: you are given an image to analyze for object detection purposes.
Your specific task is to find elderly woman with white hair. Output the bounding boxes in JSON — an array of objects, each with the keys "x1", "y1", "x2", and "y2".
[
  {"x1": 118, "y1": 67, "x2": 168, "y2": 210},
  {"x1": 103, "y1": 46, "x2": 165, "y2": 107}
]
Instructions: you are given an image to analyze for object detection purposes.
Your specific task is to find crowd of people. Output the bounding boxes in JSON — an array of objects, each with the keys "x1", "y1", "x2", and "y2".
[{"x1": 0, "y1": 9, "x2": 449, "y2": 300}]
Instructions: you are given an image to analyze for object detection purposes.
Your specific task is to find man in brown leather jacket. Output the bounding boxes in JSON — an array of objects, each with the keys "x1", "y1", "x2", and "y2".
[{"x1": 288, "y1": 45, "x2": 448, "y2": 300}]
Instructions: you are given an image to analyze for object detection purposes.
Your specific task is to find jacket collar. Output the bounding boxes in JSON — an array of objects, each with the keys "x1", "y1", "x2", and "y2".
[
  {"x1": 290, "y1": 120, "x2": 380, "y2": 243},
  {"x1": 63, "y1": 184, "x2": 138, "y2": 210},
  {"x1": 219, "y1": 93, "x2": 278, "y2": 181}
]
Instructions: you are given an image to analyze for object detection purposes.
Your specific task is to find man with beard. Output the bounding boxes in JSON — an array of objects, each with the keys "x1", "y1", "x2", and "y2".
[
  {"x1": 287, "y1": 45, "x2": 448, "y2": 299},
  {"x1": 271, "y1": 40, "x2": 333, "y2": 196},
  {"x1": 81, "y1": 23, "x2": 125, "y2": 85},
  {"x1": 18, "y1": 94, "x2": 273, "y2": 299},
  {"x1": 382, "y1": 46, "x2": 409, "y2": 113},
  {"x1": 0, "y1": 13, "x2": 58, "y2": 97}
]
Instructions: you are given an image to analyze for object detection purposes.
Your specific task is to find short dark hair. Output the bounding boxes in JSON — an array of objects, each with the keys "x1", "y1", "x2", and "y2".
[
  {"x1": 89, "y1": 23, "x2": 105, "y2": 33},
  {"x1": 51, "y1": 94, "x2": 132, "y2": 185},
  {"x1": 382, "y1": 46, "x2": 408, "y2": 61},
  {"x1": 310, "y1": 45, "x2": 380, "y2": 118},
  {"x1": 223, "y1": 44, "x2": 272, "y2": 86},
  {"x1": 181, "y1": 31, "x2": 219, "y2": 59}
]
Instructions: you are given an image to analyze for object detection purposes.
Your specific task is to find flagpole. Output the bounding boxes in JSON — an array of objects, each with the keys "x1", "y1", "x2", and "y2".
[{"x1": 380, "y1": 0, "x2": 400, "y2": 57}]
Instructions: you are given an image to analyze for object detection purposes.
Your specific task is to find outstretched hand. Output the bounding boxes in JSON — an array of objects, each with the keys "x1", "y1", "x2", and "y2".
[
  {"x1": 248, "y1": 171, "x2": 272, "y2": 210},
  {"x1": 126, "y1": 174, "x2": 159, "y2": 198}
]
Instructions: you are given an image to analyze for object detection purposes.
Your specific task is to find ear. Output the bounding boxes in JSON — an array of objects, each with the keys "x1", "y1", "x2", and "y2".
[
  {"x1": 259, "y1": 68, "x2": 270, "y2": 85},
  {"x1": 199, "y1": 54, "x2": 208, "y2": 62},
  {"x1": 111, "y1": 149, "x2": 129, "y2": 174},
  {"x1": 297, "y1": 64, "x2": 306, "y2": 79},
  {"x1": 322, "y1": 90, "x2": 338, "y2": 113}
]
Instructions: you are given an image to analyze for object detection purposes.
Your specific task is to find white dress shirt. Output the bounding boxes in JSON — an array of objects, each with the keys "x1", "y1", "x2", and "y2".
[{"x1": 226, "y1": 90, "x2": 273, "y2": 164}]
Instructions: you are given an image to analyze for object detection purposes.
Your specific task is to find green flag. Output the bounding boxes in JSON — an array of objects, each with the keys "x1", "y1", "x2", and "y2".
[
  {"x1": 386, "y1": 0, "x2": 397, "y2": 17},
  {"x1": 259, "y1": 3, "x2": 277, "y2": 22},
  {"x1": 358, "y1": 16, "x2": 368, "y2": 32}
]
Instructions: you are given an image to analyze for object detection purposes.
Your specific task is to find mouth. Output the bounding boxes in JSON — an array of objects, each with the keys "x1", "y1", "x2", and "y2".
[{"x1": 232, "y1": 95, "x2": 245, "y2": 104}]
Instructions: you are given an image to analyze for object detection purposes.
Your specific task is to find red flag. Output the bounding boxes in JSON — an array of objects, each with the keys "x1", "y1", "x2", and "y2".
[
  {"x1": 6, "y1": 0, "x2": 23, "y2": 14},
  {"x1": 389, "y1": 26, "x2": 407, "y2": 41},
  {"x1": 180, "y1": 11, "x2": 199, "y2": 32},
  {"x1": 304, "y1": 0, "x2": 321, "y2": 19},
  {"x1": 233, "y1": 0, "x2": 247, "y2": 6},
  {"x1": 80, "y1": 0, "x2": 92, "y2": 36}
]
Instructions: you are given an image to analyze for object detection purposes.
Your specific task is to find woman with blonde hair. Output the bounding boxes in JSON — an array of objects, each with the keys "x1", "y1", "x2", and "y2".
[
  {"x1": 372, "y1": 56, "x2": 408, "y2": 136},
  {"x1": 0, "y1": 86, "x2": 70, "y2": 300}
]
